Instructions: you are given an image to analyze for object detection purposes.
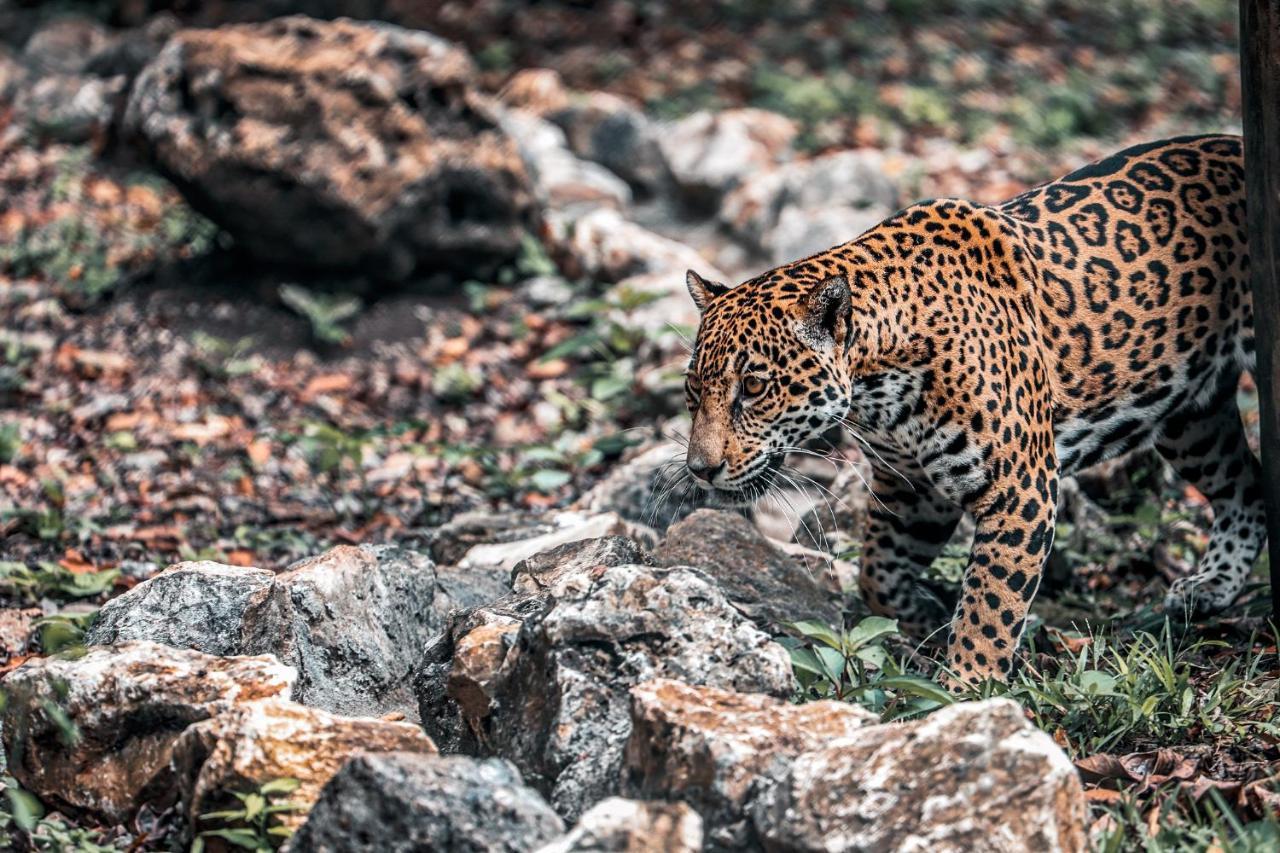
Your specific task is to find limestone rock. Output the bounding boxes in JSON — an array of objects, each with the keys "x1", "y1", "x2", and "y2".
[
  {"x1": 123, "y1": 16, "x2": 538, "y2": 278},
  {"x1": 86, "y1": 545, "x2": 489, "y2": 719},
  {"x1": 291, "y1": 752, "x2": 564, "y2": 852},
  {"x1": 85, "y1": 562, "x2": 281, "y2": 656},
  {"x1": 0, "y1": 642, "x2": 294, "y2": 822},
  {"x1": 168, "y1": 697, "x2": 435, "y2": 835},
  {"x1": 655, "y1": 509, "x2": 841, "y2": 631},
  {"x1": 469, "y1": 563, "x2": 795, "y2": 820},
  {"x1": 659, "y1": 109, "x2": 797, "y2": 209},
  {"x1": 625, "y1": 679, "x2": 876, "y2": 850},
  {"x1": 415, "y1": 535, "x2": 652, "y2": 754},
  {"x1": 539, "y1": 798, "x2": 703, "y2": 853},
  {"x1": 750, "y1": 699, "x2": 1088, "y2": 853}
]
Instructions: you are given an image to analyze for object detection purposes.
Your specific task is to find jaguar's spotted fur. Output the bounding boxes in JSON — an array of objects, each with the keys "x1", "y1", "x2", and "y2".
[{"x1": 684, "y1": 134, "x2": 1260, "y2": 685}]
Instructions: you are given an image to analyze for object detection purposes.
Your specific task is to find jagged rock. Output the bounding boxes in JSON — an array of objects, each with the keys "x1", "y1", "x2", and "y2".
[
  {"x1": 624, "y1": 679, "x2": 876, "y2": 850},
  {"x1": 750, "y1": 699, "x2": 1088, "y2": 853},
  {"x1": 763, "y1": 204, "x2": 890, "y2": 267},
  {"x1": 0, "y1": 642, "x2": 294, "y2": 822},
  {"x1": 539, "y1": 798, "x2": 704, "y2": 853},
  {"x1": 166, "y1": 697, "x2": 435, "y2": 836},
  {"x1": 549, "y1": 93, "x2": 670, "y2": 195},
  {"x1": 123, "y1": 16, "x2": 538, "y2": 278},
  {"x1": 428, "y1": 510, "x2": 560, "y2": 566},
  {"x1": 655, "y1": 509, "x2": 841, "y2": 631},
  {"x1": 659, "y1": 109, "x2": 797, "y2": 209},
  {"x1": 576, "y1": 440, "x2": 712, "y2": 532},
  {"x1": 721, "y1": 149, "x2": 899, "y2": 247},
  {"x1": 415, "y1": 535, "x2": 653, "y2": 754},
  {"x1": 291, "y1": 752, "x2": 564, "y2": 852},
  {"x1": 86, "y1": 545, "x2": 490, "y2": 719},
  {"x1": 552, "y1": 207, "x2": 725, "y2": 285},
  {"x1": 85, "y1": 562, "x2": 281, "y2": 656},
  {"x1": 501, "y1": 107, "x2": 632, "y2": 210},
  {"x1": 432, "y1": 561, "x2": 795, "y2": 821}
]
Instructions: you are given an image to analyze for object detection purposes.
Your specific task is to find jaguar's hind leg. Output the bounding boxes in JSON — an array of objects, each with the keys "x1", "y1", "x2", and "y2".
[{"x1": 1156, "y1": 386, "x2": 1267, "y2": 614}]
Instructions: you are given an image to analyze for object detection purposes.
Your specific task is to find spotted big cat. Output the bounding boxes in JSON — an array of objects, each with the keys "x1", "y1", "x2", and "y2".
[{"x1": 682, "y1": 134, "x2": 1259, "y2": 684}]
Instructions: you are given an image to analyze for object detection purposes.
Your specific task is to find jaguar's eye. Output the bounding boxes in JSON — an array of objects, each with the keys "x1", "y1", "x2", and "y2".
[{"x1": 742, "y1": 376, "x2": 767, "y2": 398}]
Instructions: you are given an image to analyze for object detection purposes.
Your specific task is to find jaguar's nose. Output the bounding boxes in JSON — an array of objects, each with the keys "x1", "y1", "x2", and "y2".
[{"x1": 687, "y1": 454, "x2": 727, "y2": 485}]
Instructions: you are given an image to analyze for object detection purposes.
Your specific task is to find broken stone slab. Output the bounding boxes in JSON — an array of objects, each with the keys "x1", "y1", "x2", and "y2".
[
  {"x1": 85, "y1": 545, "x2": 491, "y2": 720},
  {"x1": 166, "y1": 697, "x2": 436, "y2": 837},
  {"x1": 749, "y1": 698, "x2": 1088, "y2": 853},
  {"x1": 624, "y1": 678, "x2": 877, "y2": 851},
  {"x1": 538, "y1": 798, "x2": 703, "y2": 853},
  {"x1": 0, "y1": 641, "x2": 294, "y2": 823},
  {"x1": 124, "y1": 16, "x2": 538, "y2": 279},
  {"x1": 455, "y1": 562, "x2": 796, "y2": 821},
  {"x1": 655, "y1": 509, "x2": 841, "y2": 632},
  {"x1": 289, "y1": 752, "x2": 564, "y2": 853}
]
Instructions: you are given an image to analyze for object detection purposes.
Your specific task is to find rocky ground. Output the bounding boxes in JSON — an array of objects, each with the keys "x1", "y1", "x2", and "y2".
[{"x1": 0, "y1": 2, "x2": 1276, "y2": 851}]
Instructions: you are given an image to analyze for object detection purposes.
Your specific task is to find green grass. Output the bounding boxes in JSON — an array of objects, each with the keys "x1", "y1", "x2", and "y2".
[{"x1": 785, "y1": 614, "x2": 1280, "y2": 851}]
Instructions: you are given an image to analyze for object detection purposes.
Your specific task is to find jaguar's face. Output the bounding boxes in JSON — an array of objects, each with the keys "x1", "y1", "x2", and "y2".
[{"x1": 683, "y1": 270, "x2": 854, "y2": 505}]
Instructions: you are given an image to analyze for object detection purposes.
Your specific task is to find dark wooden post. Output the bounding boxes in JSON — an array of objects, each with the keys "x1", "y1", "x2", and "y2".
[{"x1": 1240, "y1": 0, "x2": 1280, "y2": 624}]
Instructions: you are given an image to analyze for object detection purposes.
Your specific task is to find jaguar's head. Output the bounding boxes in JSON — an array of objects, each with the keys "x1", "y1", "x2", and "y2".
[{"x1": 683, "y1": 269, "x2": 855, "y2": 505}]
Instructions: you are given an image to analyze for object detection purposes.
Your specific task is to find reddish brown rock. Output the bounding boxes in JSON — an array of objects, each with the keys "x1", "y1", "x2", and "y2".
[
  {"x1": 124, "y1": 16, "x2": 538, "y2": 278},
  {"x1": 168, "y1": 697, "x2": 436, "y2": 834},
  {"x1": 625, "y1": 679, "x2": 876, "y2": 850},
  {"x1": 0, "y1": 642, "x2": 294, "y2": 822}
]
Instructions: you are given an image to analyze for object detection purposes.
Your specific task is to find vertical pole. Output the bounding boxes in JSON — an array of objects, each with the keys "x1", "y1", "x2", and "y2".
[{"x1": 1240, "y1": 0, "x2": 1280, "y2": 625}]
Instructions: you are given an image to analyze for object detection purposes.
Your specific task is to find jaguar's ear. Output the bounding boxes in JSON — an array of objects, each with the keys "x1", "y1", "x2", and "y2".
[
  {"x1": 800, "y1": 275, "x2": 852, "y2": 353},
  {"x1": 687, "y1": 269, "x2": 730, "y2": 313}
]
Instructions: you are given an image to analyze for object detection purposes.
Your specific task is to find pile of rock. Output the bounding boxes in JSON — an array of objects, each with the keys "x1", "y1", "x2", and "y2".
[{"x1": 2, "y1": 508, "x2": 1088, "y2": 851}]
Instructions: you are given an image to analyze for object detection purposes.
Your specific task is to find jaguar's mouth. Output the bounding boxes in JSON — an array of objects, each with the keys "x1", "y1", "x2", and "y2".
[{"x1": 698, "y1": 455, "x2": 784, "y2": 507}]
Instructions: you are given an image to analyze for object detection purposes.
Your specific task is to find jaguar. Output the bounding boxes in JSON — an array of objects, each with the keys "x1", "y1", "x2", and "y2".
[{"x1": 683, "y1": 133, "x2": 1260, "y2": 685}]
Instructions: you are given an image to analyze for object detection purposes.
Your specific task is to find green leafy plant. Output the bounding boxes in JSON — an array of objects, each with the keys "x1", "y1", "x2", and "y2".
[
  {"x1": 193, "y1": 777, "x2": 306, "y2": 852},
  {"x1": 279, "y1": 285, "x2": 361, "y2": 346},
  {"x1": 783, "y1": 616, "x2": 957, "y2": 718},
  {"x1": 0, "y1": 561, "x2": 119, "y2": 604}
]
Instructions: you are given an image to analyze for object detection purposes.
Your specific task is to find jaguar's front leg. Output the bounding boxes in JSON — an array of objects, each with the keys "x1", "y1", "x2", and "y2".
[
  {"x1": 858, "y1": 466, "x2": 963, "y2": 639},
  {"x1": 946, "y1": 459, "x2": 1059, "y2": 685}
]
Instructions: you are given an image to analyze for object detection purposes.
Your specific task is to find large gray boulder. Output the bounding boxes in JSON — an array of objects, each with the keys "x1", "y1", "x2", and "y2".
[
  {"x1": 0, "y1": 642, "x2": 294, "y2": 822},
  {"x1": 415, "y1": 539, "x2": 795, "y2": 821},
  {"x1": 86, "y1": 544, "x2": 495, "y2": 719},
  {"x1": 123, "y1": 15, "x2": 538, "y2": 278},
  {"x1": 291, "y1": 753, "x2": 565, "y2": 853},
  {"x1": 548, "y1": 92, "x2": 671, "y2": 196}
]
